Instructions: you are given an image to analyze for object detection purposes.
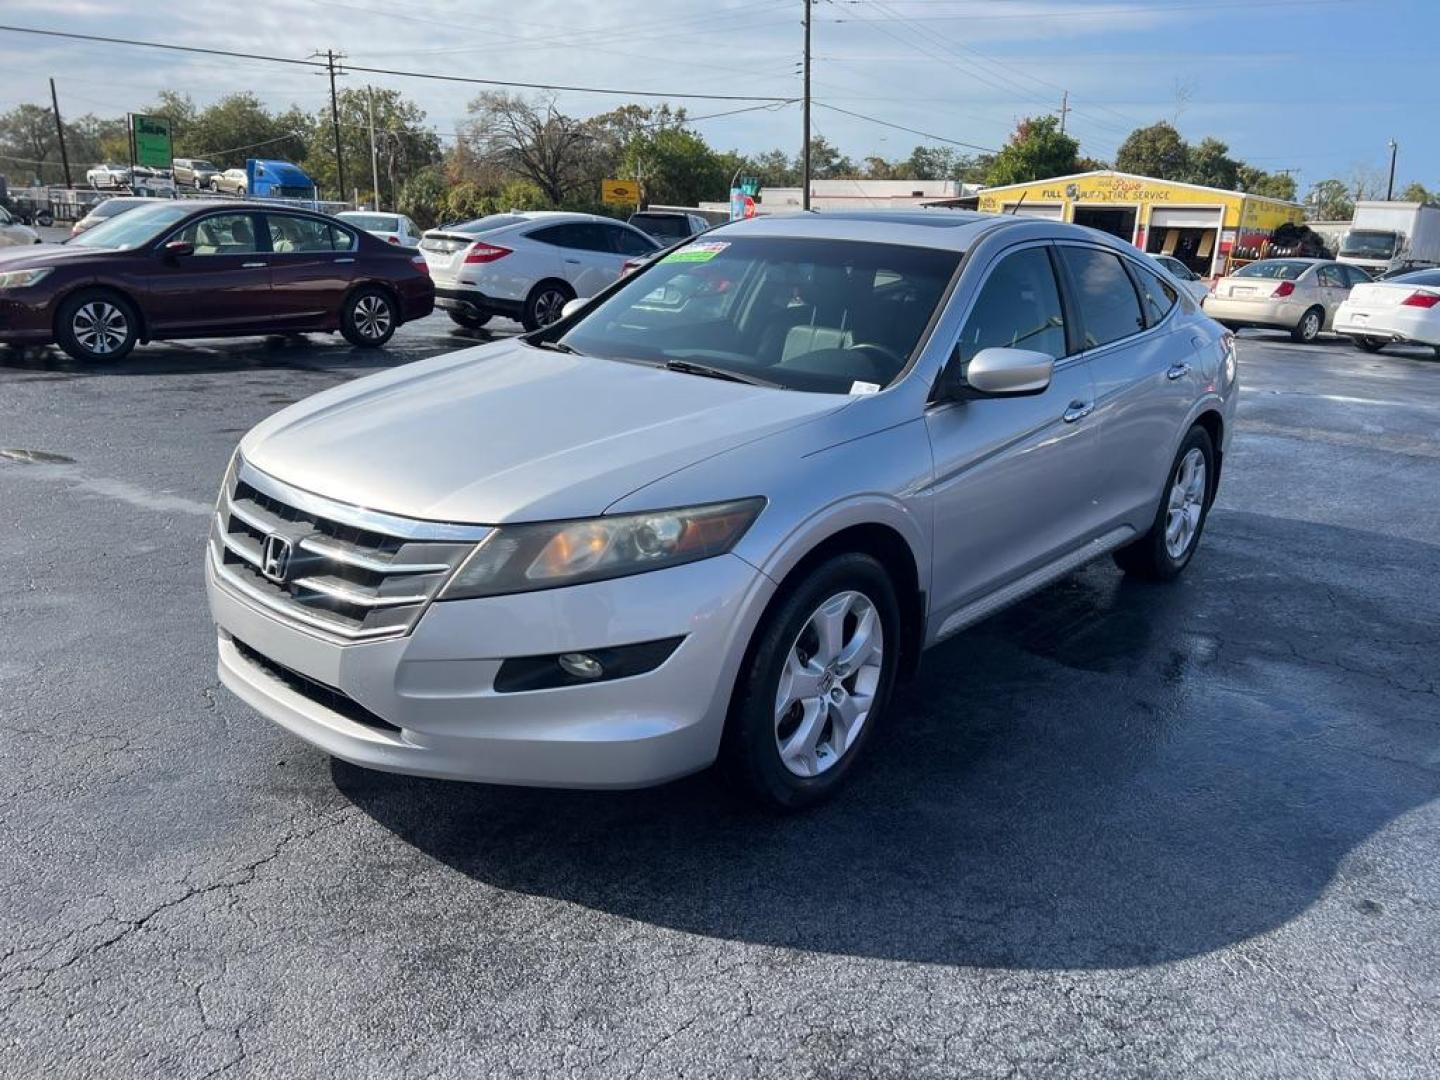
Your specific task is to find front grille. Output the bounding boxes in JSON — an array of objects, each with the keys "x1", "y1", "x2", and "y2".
[
  {"x1": 232, "y1": 638, "x2": 400, "y2": 733},
  {"x1": 210, "y1": 461, "x2": 481, "y2": 642}
]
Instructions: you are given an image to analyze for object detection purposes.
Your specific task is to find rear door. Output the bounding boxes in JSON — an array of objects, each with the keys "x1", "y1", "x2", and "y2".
[
  {"x1": 143, "y1": 211, "x2": 275, "y2": 335},
  {"x1": 1060, "y1": 244, "x2": 1197, "y2": 528},
  {"x1": 1315, "y1": 262, "x2": 1350, "y2": 326},
  {"x1": 264, "y1": 213, "x2": 358, "y2": 328}
]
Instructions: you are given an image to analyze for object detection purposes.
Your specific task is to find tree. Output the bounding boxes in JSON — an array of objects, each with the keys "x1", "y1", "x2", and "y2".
[
  {"x1": 1185, "y1": 137, "x2": 1239, "y2": 190},
  {"x1": 623, "y1": 126, "x2": 727, "y2": 207},
  {"x1": 1115, "y1": 121, "x2": 1188, "y2": 180},
  {"x1": 1237, "y1": 165, "x2": 1296, "y2": 202},
  {"x1": 181, "y1": 93, "x2": 307, "y2": 170},
  {"x1": 985, "y1": 115, "x2": 1079, "y2": 186},
  {"x1": 460, "y1": 93, "x2": 599, "y2": 206},
  {"x1": 1306, "y1": 179, "x2": 1354, "y2": 220},
  {"x1": 0, "y1": 104, "x2": 58, "y2": 181},
  {"x1": 301, "y1": 87, "x2": 441, "y2": 207},
  {"x1": 1400, "y1": 181, "x2": 1435, "y2": 203},
  {"x1": 751, "y1": 148, "x2": 798, "y2": 187},
  {"x1": 803, "y1": 135, "x2": 856, "y2": 180}
]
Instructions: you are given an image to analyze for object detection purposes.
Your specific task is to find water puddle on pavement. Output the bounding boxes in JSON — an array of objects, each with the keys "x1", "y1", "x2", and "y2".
[{"x1": 0, "y1": 448, "x2": 76, "y2": 465}]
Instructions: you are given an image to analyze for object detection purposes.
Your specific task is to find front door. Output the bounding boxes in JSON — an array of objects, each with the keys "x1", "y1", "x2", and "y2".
[
  {"x1": 1314, "y1": 262, "x2": 1351, "y2": 327},
  {"x1": 263, "y1": 213, "x2": 358, "y2": 329},
  {"x1": 144, "y1": 212, "x2": 273, "y2": 336},
  {"x1": 924, "y1": 243, "x2": 1103, "y2": 636}
]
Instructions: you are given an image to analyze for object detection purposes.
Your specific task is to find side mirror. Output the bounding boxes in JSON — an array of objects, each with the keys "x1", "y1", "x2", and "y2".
[
  {"x1": 162, "y1": 240, "x2": 194, "y2": 259},
  {"x1": 560, "y1": 297, "x2": 587, "y2": 321},
  {"x1": 948, "y1": 347, "x2": 1054, "y2": 399}
]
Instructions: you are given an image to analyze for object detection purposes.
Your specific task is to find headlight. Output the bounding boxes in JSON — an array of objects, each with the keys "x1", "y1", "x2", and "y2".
[
  {"x1": 0, "y1": 268, "x2": 52, "y2": 289},
  {"x1": 440, "y1": 498, "x2": 765, "y2": 600}
]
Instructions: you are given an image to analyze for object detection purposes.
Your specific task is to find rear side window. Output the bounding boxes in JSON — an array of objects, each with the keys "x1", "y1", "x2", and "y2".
[
  {"x1": 954, "y1": 247, "x2": 1067, "y2": 365},
  {"x1": 1131, "y1": 262, "x2": 1178, "y2": 326},
  {"x1": 265, "y1": 214, "x2": 356, "y2": 253},
  {"x1": 529, "y1": 223, "x2": 587, "y2": 249},
  {"x1": 608, "y1": 225, "x2": 658, "y2": 256},
  {"x1": 1342, "y1": 265, "x2": 1373, "y2": 286},
  {"x1": 1059, "y1": 246, "x2": 1145, "y2": 349},
  {"x1": 1317, "y1": 264, "x2": 1345, "y2": 288}
]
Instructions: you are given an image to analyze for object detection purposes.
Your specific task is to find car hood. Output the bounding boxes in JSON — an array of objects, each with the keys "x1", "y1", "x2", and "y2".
[
  {"x1": 240, "y1": 340, "x2": 849, "y2": 524},
  {"x1": 0, "y1": 243, "x2": 113, "y2": 267}
]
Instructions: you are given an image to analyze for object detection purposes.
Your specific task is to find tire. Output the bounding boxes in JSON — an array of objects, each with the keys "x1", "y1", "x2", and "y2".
[
  {"x1": 35, "y1": 211, "x2": 53, "y2": 228},
  {"x1": 1113, "y1": 425, "x2": 1215, "y2": 581},
  {"x1": 340, "y1": 287, "x2": 398, "y2": 348},
  {"x1": 722, "y1": 552, "x2": 902, "y2": 810},
  {"x1": 55, "y1": 290, "x2": 139, "y2": 363},
  {"x1": 447, "y1": 309, "x2": 492, "y2": 330},
  {"x1": 521, "y1": 280, "x2": 573, "y2": 332},
  {"x1": 1353, "y1": 336, "x2": 1386, "y2": 353},
  {"x1": 1291, "y1": 305, "x2": 1324, "y2": 344}
]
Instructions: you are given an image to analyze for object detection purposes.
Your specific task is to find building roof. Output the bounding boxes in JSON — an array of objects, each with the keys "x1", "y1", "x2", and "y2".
[{"x1": 978, "y1": 169, "x2": 1302, "y2": 208}]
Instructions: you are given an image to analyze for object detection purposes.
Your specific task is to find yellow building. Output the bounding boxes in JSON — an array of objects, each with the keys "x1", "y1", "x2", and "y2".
[{"x1": 976, "y1": 170, "x2": 1304, "y2": 279}]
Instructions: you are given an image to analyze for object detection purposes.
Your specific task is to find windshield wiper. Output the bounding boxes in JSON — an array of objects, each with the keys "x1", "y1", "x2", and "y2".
[
  {"x1": 530, "y1": 339, "x2": 579, "y2": 355},
  {"x1": 662, "y1": 359, "x2": 780, "y2": 388}
]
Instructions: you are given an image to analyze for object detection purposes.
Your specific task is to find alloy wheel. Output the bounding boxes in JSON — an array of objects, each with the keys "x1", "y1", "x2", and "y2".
[
  {"x1": 1301, "y1": 310, "x2": 1320, "y2": 340},
  {"x1": 534, "y1": 289, "x2": 567, "y2": 327},
  {"x1": 353, "y1": 295, "x2": 392, "y2": 340},
  {"x1": 1165, "y1": 447, "x2": 1207, "y2": 559},
  {"x1": 72, "y1": 302, "x2": 129, "y2": 356},
  {"x1": 773, "y1": 590, "x2": 884, "y2": 778}
]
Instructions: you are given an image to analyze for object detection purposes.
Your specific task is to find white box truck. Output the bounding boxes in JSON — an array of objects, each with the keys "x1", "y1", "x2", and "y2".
[{"x1": 1337, "y1": 201, "x2": 1440, "y2": 278}]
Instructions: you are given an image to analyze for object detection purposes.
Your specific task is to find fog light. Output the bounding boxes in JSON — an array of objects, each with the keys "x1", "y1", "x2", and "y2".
[{"x1": 557, "y1": 652, "x2": 604, "y2": 680}]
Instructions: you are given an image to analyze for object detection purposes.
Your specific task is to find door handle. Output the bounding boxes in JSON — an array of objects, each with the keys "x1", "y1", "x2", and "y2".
[
  {"x1": 241, "y1": 261, "x2": 267, "y2": 269},
  {"x1": 334, "y1": 257, "x2": 355, "y2": 264},
  {"x1": 1166, "y1": 362, "x2": 1191, "y2": 380},
  {"x1": 564, "y1": 258, "x2": 581, "y2": 264},
  {"x1": 1062, "y1": 400, "x2": 1094, "y2": 423}
]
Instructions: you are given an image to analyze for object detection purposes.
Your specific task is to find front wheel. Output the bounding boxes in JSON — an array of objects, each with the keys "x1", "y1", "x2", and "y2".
[
  {"x1": 56, "y1": 290, "x2": 139, "y2": 363},
  {"x1": 1291, "y1": 306, "x2": 1324, "y2": 344},
  {"x1": 521, "y1": 281, "x2": 573, "y2": 332},
  {"x1": 722, "y1": 553, "x2": 901, "y2": 810},
  {"x1": 1113, "y1": 425, "x2": 1215, "y2": 581},
  {"x1": 340, "y1": 288, "x2": 397, "y2": 347}
]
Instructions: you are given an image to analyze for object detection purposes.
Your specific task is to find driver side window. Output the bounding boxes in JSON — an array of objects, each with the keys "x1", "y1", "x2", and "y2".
[
  {"x1": 174, "y1": 213, "x2": 259, "y2": 256},
  {"x1": 953, "y1": 247, "x2": 1067, "y2": 367}
]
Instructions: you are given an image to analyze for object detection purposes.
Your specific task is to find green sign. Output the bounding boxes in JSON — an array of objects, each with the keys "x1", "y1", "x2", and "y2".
[
  {"x1": 131, "y1": 114, "x2": 173, "y2": 169},
  {"x1": 739, "y1": 176, "x2": 760, "y2": 196}
]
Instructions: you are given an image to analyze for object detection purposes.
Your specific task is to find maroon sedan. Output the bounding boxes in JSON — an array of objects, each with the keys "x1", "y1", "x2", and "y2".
[{"x1": 0, "y1": 200, "x2": 434, "y2": 363}]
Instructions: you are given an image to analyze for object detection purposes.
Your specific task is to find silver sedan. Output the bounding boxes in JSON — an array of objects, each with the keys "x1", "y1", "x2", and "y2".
[
  {"x1": 1203, "y1": 258, "x2": 1369, "y2": 343},
  {"x1": 207, "y1": 213, "x2": 1236, "y2": 808}
]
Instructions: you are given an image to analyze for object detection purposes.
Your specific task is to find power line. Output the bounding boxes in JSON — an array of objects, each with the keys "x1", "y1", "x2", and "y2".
[
  {"x1": 0, "y1": 25, "x2": 794, "y2": 102},
  {"x1": 814, "y1": 103, "x2": 999, "y2": 154}
]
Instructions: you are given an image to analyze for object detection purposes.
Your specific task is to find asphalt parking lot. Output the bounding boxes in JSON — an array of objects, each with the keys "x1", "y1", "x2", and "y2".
[{"x1": 2, "y1": 320, "x2": 1437, "y2": 1078}]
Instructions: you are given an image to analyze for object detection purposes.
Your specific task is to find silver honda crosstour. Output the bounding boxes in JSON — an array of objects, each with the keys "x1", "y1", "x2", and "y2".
[{"x1": 207, "y1": 211, "x2": 1236, "y2": 809}]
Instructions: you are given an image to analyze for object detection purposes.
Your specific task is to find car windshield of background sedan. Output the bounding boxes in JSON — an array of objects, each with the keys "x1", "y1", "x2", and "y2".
[
  {"x1": 1233, "y1": 260, "x2": 1311, "y2": 281},
  {"x1": 68, "y1": 202, "x2": 193, "y2": 250},
  {"x1": 558, "y1": 236, "x2": 961, "y2": 394},
  {"x1": 343, "y1": 213, "x2": 400, "y2": 232},
  {"x1": 1389, "y1": 268, "x2": 1440, "y2": 287}
]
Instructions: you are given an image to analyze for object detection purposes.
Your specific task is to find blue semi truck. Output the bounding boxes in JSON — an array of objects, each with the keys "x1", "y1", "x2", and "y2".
[{"x1": 245, "y1": 159, "x2": 316, "y2": 200}]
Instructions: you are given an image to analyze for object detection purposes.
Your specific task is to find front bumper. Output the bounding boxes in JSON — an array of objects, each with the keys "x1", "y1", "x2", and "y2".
[
  {"x1": 208, "y1": 549, "x2": 774, "y2": 788},
  {"x1": 1334, "y1": 302, "x2": 1440, "y2": 346}
]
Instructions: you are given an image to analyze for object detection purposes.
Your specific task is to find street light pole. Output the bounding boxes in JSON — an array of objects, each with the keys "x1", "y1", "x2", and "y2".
[
  {"x1": 1386, "y1": 139, "x2": 1398, "y2": 201},
  {"x1": 802, "y1": 0, "x2": 811, "y2": 211},
  {"x1": 368, "y1": 86, "x2": 380, "y2": 211}
]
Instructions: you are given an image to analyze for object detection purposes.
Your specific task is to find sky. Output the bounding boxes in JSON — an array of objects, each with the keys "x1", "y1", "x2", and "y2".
[{"x1": 2, "y1": 0, "x2": 1438, "y2": 197}]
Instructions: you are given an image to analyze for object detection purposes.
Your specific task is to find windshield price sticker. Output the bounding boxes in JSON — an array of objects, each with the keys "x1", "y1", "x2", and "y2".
[
  {"x1": 663, "y1": 241, "x2": 729, "y2": 264},
  {"x1": 849, "y1": 381, "x2": 881, "y2": 396}
]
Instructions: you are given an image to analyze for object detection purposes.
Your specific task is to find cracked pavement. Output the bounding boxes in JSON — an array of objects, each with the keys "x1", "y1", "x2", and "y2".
[{"x1": 2, "y1": 322, "x2": 1438, "y2": 1078}]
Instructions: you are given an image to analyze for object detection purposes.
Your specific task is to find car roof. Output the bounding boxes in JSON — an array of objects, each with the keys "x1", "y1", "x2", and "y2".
[{"x1": 704, "y1": 211, "x2": 1138, "y2": 253}]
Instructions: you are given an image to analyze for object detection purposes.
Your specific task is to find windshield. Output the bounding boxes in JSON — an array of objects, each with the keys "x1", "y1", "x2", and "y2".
[
  {"x1": 632, "y1": 215, "x2": 691, "y2": 240},
  {"x1": 559, "y1": 236, "x2": 961, "y2": 394},
  {"x1": 342, "y1": 214, "x2": 399, "y2": 231},
  {"x1": 69, "y1": 202, "x2": 193, "y2": 250},
  {"x1": 1234, "y1": 260, "x2": 1310, "y2": 281},
  {"x1": 1339, "y1": 229, "x2": 1398, "y2": 259}
]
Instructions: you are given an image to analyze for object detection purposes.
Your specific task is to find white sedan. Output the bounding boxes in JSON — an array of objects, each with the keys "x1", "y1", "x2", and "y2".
[
  {"x1": 1152, "y1": 254, "x2": 1211, "y2": 304},
  {"x1": 1334, "y1": 268, "x2": 1440, "y2": 356},
  {"x1": 336, "y1": 211, "x2": 423, "y2": 247},
  {"x1": 0, "y1": 204, "x2": 40, "y2": 247},
  {"x1": 86, "y1": 163, "x2": 131, "y2": 189}
]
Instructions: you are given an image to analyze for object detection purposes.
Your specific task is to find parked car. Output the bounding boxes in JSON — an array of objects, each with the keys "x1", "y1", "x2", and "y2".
[
  {"x1": 173, "y1": 158, "x2": 220, "y2": 190},
  {"x1": 86, "y1": 163, "x2": 131, "y2": 190},
  {"x1": 1333, "y1": 267, "x2": 1440, "y2": 357},
  {"x1": 336, "y1": 211, "x2": 423, "y2": 247},
  {"x1": 0, "y1": 200, "x2": 433, "y2": 363},
  {"x1": 0, "y1": 204, "x2": 40, "y2": 247},
  {"x1": 213, "y1": 169, "x2": 248, "y2": 196},
  {"x1": 206, "y1": 212, "x2": 1235, "y2": 808},
  {"x1": 628, "y1": 209, "x2": 711, "y2": 244},
  {"x1": 419, "y1": 210, "x2": 661, "y2": 330},
  {"x1": 69, "y1": 197, "x2": 165, "y2": 238},
  {"x1": 1202, "y1": 258, "x2": 1369, "y2": 342},
  {"x1": 1152, "y1": 254, "x2": 1210, "y2": 303}
]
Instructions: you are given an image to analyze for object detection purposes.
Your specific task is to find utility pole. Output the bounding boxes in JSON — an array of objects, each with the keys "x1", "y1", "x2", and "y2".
[
  {"x1": 1386, "y1": 139, "x2": 1398, "y2": 201},
  {"x1": 802, "y1": 0, "x2": 812, "y2": 211},
  {"x1": 313, "y1": 49, "x2": 347, "y2": 203},
  {"x1": 1058, "y1": 90, "x2": 1071, "y2": 137},
  {"x1": 49, "y1": 78, "x2": 72, "y2": 188},
  {"x1": 367, "y1": 86, "x2": 380, "y2": 211}
]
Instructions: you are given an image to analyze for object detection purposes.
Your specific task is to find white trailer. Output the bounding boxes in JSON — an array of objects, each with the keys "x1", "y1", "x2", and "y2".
[{"x1": 1337, "y1": 201, "x2": 1440, "y2": 277}]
